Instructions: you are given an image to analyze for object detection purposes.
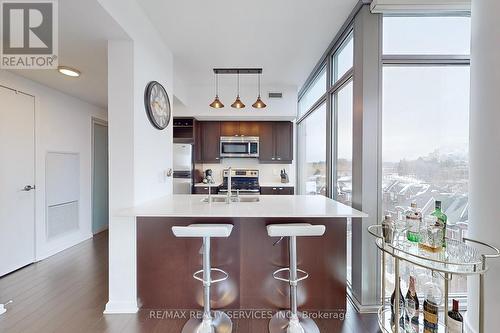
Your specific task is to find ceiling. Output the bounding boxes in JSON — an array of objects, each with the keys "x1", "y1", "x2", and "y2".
[
  {"x1": 138, "y1": 0, "x2": 358, "y2": 88},
  {"x1": 8, "y1": 0, "x2": 128, "y2": 109}
]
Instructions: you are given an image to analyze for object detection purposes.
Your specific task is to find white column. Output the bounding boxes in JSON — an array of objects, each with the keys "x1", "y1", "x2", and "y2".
[
  {"x1": 351, "y1": 5, "x2": 382, "y2": 309},
  {"x1": 467, "y1": 0, "x2": 500, "y2": 332},
  {"x1": 104, "y1": 40, "x2": 138, "y2": 314}
]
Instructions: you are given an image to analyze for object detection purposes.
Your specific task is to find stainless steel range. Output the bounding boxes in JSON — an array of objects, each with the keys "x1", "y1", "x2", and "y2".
[{"x1": 219, "y1": 169, "x2": 260, "y2": 194}]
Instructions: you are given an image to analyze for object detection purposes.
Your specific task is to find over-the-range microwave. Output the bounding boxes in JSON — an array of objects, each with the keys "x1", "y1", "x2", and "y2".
[{"x1": 220, "y1": 136, "x2": 259, "y2": 158}]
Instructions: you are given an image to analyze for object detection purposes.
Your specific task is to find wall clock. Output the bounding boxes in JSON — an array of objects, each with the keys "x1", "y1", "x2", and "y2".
[{"x1": 144, "y1": 81, "x2": 171, "y2": 130}]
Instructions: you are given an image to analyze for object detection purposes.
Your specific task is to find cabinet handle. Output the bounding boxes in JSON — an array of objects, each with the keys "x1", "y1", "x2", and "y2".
[
  {"x1": 272, "y1": 187, "x2": 277, "y2": 190},
  {"x1": 279, "y1": 188, "x2": 283, "y2": 190}
]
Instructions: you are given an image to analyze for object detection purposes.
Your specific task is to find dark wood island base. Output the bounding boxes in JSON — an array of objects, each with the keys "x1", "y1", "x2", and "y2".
[{"x1": 137, "y1": 217, "x2": 347, "y2": 313}]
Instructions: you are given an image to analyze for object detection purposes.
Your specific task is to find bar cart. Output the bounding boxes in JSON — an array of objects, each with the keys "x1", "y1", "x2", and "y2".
[{"x1": 368, "y1": 224, "x2": 499, "y2": 333}]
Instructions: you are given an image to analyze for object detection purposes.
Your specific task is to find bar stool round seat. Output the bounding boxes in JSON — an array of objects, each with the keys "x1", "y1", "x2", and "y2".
[
  {"x1": 172, "y1": 224, "x2": 234, "y2": 333},
  {"x1": 267, "y1": 223, "x2": 326, "y2": 333}
]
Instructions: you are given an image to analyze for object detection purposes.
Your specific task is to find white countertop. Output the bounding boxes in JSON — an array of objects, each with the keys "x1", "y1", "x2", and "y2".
[
  {"x1": 120, "y1": 194, "x2": 367, "y2": 218},
  {"x1": 193, "y1": 182, "x2": 221, "y2": 187},
  {"x1": 260, "y1": 182, "x2": 294, "y2": 187}
]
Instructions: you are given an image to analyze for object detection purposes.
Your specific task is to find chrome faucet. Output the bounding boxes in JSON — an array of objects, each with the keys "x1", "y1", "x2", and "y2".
[{"x1": 226, "y1": 167, "x2": 232, "y2": 204}]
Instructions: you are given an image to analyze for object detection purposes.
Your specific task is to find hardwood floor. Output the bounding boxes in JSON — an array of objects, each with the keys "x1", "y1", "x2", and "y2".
[{"x1": 0, "y1": 231, "x2": 380, "y2": 333}]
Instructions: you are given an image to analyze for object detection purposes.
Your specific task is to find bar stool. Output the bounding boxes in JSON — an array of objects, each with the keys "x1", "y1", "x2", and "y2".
[
  {"x1": 267, "y1": 223, "x2": 326, "y2": 333},
  {"x1": 172, "y1": 224, "x2": 234, "y2": 333}
]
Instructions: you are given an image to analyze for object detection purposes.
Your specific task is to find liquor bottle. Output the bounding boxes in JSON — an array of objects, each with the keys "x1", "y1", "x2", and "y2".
[
  {"x1": 405, "y1": 276, "x2": 420, "y2": 325},
  {"x1": 431, "y1": 200, "x2": 447, "y2": 248},
  {"x1": 423, "y1": 274, "x2": 442, "y2": 333},
  {"x1": 406, "y1": 202, "x2": 422, "y2": 242},
  {"x1": 391, "y1": 278, "x2": 405, "y2": 329},
  {"x1": 447, "y1": 299, "x2": 463, "y2": 333}
]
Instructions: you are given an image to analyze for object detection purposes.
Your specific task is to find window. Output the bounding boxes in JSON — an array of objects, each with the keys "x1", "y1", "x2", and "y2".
[
  {"x1": 382, "y1": 15, "x2": 471, "y2": 299},
  {"x1": 335, "y1": 81, "x2": 353, "y2": 206},
  {"x1": 298, "y1": 68, "x2": 326, "y2": 118},
  {"x1": 383, "y1": 16, "x2": 471, "y2": 55},
  {"x1": 333, "y1": 35, "x2": 354, "y2": 83},
  {"x1": 298, "y1": 103, "x2": 327, "y2": 196}
]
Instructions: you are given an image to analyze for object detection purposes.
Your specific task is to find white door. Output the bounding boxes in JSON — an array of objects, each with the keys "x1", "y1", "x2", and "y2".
[{"x1": 0, "y1": 86, "x2": 35, "y2": 276}]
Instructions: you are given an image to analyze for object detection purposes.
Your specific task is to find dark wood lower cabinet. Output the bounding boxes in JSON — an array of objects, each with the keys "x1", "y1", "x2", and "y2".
[
  {"x1": 260, "y1": 186, "x2": 294, "y2": 195},
  {"x1": 137, "y1": 217, "x2": 346, "y2": 310}
]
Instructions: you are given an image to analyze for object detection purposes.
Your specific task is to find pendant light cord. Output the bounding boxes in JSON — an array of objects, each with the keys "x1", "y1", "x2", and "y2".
[
  {"x1": 258, "y1": 74, "x2": 261, "y2": 98},
  {"x1": 237, "y1": 72, "x2": 240, "y2": 96}
]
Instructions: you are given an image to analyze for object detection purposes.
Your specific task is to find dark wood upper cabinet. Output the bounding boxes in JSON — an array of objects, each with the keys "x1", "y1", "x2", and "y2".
[
  {"x1": 259, "y1": 121, "x2": 293, "y2": 164},
  {"x1": 194, "y1": 121, "x2": 292, "y2": 164},
  {"x1": 220, "y1": 121, "x2": 240, "y2": 136},
  {"x1": 274, "y1": 122, "x2": 293, "y2": 162},
  {"x1": 258, "y1": 122, "x2": 275, "y2": 162},
  {"x1": 195, "y1": 121, "x2": 221, "y2": 163},
  {"x1": 238, "y1": 122, "x2": 260, "y2": 136},
  {"x1": 220, "y1": 121, "x2": 259, "y2": 137}
]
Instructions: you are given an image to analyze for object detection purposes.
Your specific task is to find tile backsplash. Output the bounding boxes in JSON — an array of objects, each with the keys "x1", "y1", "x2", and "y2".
[{"x1": 195, "y1": 158, "x2": 295, "y2": 185}]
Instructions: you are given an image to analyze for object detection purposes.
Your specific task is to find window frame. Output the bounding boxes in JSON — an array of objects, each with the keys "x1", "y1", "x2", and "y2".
[{"x1": 380, "y1": 13, "x2": 471, "y2": 304}]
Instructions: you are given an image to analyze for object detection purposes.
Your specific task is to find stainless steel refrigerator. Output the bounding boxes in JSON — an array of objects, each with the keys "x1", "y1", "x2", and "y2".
[{"x1": 173, "y1": 143, "x2": 193, "y2": 194}]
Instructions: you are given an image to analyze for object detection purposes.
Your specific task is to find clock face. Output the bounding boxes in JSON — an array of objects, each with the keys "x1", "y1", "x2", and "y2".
[{"x1": 144, "y1": 81, "x2": 171, "y2": 130}]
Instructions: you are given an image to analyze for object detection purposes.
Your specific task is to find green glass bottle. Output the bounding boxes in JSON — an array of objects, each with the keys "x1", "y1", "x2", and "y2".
[{"x1": 431, "y1": 200, "x2": 447, "y2": 248}]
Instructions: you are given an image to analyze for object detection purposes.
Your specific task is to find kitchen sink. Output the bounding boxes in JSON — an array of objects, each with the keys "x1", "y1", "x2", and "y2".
[
  {"x1": 237, "y1": 196, "x2": 260, "y2": 202},
  {"x1": 201, "y1": 195, "x2": 260, "y2": 203}
]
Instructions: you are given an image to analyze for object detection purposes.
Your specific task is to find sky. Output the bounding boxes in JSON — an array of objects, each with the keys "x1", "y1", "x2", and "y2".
[{"x1": 300, "y1": 16, "x2": 471, "y2": 164}]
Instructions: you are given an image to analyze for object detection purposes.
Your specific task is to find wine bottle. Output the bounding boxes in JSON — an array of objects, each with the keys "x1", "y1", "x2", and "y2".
[
  {"x1": 391, "y1": 278, "x2": 405, "y2": 329},
  {"x1": 431, "y1": 200, "x2": 447, "y2": 248},
  {"x1": 447, "y1": 299, "x2": 463, "y2": 333},
  {"x1": 405, "y1": 276, "x2": 420, "y2": 325}
]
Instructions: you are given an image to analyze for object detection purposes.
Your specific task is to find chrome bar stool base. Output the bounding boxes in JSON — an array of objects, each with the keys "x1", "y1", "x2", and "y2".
[
  {"x1": 269, "y1": 311, "x2": 320, "y2": 333},
  {"x1": 181, "y1": 311, "x2": 232, "y2": 333}
]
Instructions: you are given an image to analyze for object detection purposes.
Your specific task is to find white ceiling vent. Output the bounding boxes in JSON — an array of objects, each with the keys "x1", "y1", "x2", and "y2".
[{"x1": 268, "y1": 92, "x2": 283, "y2": 99}]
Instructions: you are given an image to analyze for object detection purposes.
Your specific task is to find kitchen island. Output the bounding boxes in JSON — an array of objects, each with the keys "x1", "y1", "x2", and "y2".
[{"x1": 122, "y1": 194, "x2": 366, "y2": 312}]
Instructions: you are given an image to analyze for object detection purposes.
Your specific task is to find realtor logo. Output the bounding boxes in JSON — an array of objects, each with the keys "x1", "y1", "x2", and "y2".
[{"x1": 1, "y1": 0, "x2": 58, "y2": 69}]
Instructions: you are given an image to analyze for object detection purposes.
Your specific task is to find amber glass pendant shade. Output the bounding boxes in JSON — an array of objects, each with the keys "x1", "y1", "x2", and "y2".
[
  {"x1": 252, "y1": 74, "x2": 266, "y2": 109},
  {"x1": 252, "y1": 95, "x2": 266, "y2": 108},
  {"x1": 209, "y1": 95, "x2": 224, "y2": 108},
  {"x1": 209, "y1": 73, "x2": 224, "y2": 108},
  {"x1": 231, "y1": 73, "x2": 245, "y2": 109},
  {"x1": 231, "y1": 96, "x2": 245, "y2": 108}
]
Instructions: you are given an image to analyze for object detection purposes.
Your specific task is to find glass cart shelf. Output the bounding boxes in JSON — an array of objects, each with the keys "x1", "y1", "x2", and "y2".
[
  {"x1": 378, "y1": 307, "x2": 446, "y2": 333},
  {"x1": 368, "y1": 224, "x2": 500, "y2": 333}
]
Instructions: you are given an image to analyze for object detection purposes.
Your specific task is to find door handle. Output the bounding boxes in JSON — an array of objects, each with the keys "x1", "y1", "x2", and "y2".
[{"x1": 22, "y1": 185, "x2": 35, "y2": 191}]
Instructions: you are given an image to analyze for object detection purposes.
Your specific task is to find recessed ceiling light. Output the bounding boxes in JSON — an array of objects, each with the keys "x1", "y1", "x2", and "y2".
[{"x1": 57, "y1": 66, "x2": 81, "y2": 77}]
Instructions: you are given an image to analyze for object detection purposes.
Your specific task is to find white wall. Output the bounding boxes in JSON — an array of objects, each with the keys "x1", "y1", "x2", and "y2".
[
  {"x1": 174, "y1": 81, "x2": 298, "y2": 121},
  {"x1": 467, "y1": 0, "x2": 500, "y2": 332},
  {"x1": 97, "y1": 0, "x2": 174, "y2": 314},
  {"x1": 0, "y1": 70, "x2": 107, "y2": 261}
]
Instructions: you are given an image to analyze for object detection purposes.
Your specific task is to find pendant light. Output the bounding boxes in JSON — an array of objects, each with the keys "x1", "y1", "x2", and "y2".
[
  {"x1": 231, "y1": 72, "x2": 245, "y2": 109},
  {"x1": 252, "y1": 73, "x2": 266, "y2": 109},
  {"x1": 209, "y1": 72, "x2": 224, "y2": 108}
]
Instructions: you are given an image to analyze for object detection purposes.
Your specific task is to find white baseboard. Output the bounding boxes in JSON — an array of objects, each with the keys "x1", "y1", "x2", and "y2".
[
  {"x1": 346, "y1": 289, "x2": 380, "y2": 313},
  {"x1": 104, "y1": 301, "x2": 138, "y2": 314},
  {"x1": 93, "y1": 225, "x2": 109, "y2": 235},
  {"x1": 36, "y1": 233, "x2": 93, "y2": 261}
]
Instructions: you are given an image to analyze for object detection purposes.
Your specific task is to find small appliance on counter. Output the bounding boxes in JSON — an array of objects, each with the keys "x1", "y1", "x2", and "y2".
[
  {"x1": 203, "y1": 169, "x2": 215, "y2": 184},
  {"x1": 280, "y1": 169, "x2": 289, "y2": 183},
  {"x1": 219, "y1": 169, "x2": 260, "y2": 194}
]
